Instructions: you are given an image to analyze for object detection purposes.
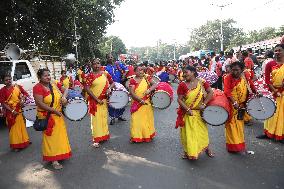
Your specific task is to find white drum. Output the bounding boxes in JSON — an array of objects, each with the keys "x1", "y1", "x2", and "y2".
[
  {"x1": 169, "y1": 74, "x2": 175, "y2": 82},
  {"x1": 23, "y1": 104, "x2": 37, "y2": 121},
  {"x1": 151, "y1": 82, "x2": 173, "y2": 109},
  {"x1": 151, "y1": 75, "x2": 160, "y2": 84},
  {"x1": 64, "y1": 90, "x2": 88, "y2": 121},
  {"x1": 109, "y1": 82, "x2": 129, "y2": 109},
  {"x1": 246, "y1": 95, "x2": 276, "y2": 120},
  {"x1": 23, "y1": 96, "x2": 37, "y2": 121}
]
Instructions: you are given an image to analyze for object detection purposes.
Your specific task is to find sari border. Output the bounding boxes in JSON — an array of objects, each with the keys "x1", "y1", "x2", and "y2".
[{"x1": 43, "y1": 152, "x2": 72, "y2": 162}]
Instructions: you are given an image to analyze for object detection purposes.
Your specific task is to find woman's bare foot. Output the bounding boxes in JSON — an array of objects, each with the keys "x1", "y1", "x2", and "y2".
[
  {"x1": 205, "y1": 149, "x2": 214, "y2": 158},
  {"x1": 52, "y1": 161, "x2": 63, "y2": 170},
  {"x1": 181, "y1": 153, "x2": 188, "y2": 159},
  {"x1": 92, "y1": 143, "x2": 100, "y2": 148}
]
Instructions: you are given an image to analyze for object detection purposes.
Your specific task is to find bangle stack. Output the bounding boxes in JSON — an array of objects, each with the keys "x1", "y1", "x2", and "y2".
[{"x1": 11, "y1": 109, "x2": 15, "y2": 113}]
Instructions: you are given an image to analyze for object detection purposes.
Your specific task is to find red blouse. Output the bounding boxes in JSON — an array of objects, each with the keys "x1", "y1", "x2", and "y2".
[
  {"x1": 177, "y1": 80, "x2": 210, "y2": 96},
  {"x1": 85, "y1": 72, "x2": 113, "y2": 87},
  {"x1": 0, "y1": 84, "x2": 28, "y2": 103},
  {"x1": 33, "y1": 83, "x2": 62, "y2": 97},
  {"x1": 223, "y1": 72, "x2": 256, "y2": 98},
  {"x1": 264, "y1": 60, "x2": 278, "y2": 85}
]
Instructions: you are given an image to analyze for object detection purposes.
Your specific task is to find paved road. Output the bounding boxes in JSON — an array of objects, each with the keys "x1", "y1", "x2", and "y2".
[{"x1": 0, "y1": 83, "x2": 283, "y2": 189}]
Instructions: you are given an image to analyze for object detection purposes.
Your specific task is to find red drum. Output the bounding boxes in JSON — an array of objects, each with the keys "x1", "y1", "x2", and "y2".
[
  {"x1": 246, "y1": 79, "x2": 276, "y2": 120},
  {"x1": 203, "y1": 89, "x2": 231, "y2": 126},
  {"x1": 151, "y1": 82, "x2": 173, "y2": 109}
]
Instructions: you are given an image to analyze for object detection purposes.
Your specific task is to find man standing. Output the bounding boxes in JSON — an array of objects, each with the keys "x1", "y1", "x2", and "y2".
[{"x1": 105, "y1": 53, "x2": 129, "y2": 125}]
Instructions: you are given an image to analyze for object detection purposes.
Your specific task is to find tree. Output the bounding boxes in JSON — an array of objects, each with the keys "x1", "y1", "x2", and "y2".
[
  {"x1": 189, "y1": 19, "x2": 245, "y2": 52},
  {"x1": 0, "y1": 0, "x2": 124, "y2": 61},
  {"x1": 97, "y1": 36, "x2": 127, "y2": 60}
]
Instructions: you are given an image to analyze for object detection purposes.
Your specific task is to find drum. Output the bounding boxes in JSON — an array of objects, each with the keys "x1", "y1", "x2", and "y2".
[
  {"x1": 246, "y1": 87, "x2": 276, "y2": 120},
  {"x1": 151, "y1": 75, "x2": 160, "y2": 84},
  {"x1": 169, "y1": 74, "x2": 175, "y2": 82},
  {"x1": 109, "y1": 82, "x2": 129, "y2": 109},
  {"x1": 64, "y1": 89, "x2": 88, "y2": 121},
  {"x1": 151, "y1": 82, "x2": 173, "y2": 109},
  {"x1": 23, "y1": 96, "x2": 37, "y2": 121},
  {"x1": 203, "y1": 89, "x2": 231, "y2": 126},
  {"x1": 197, "y1": 71, "x2": 218, "y2": 85}
]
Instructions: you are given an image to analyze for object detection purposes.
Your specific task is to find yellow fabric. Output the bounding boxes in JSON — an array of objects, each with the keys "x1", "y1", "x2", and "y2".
[
  {"x1": 130, "y1": 78, "x2": 155, "y2": 141},
  {"x1": 62, "y1": 77, "x2": 71, "y2": 89},
  {"x1": 225, "y1": 78, "x2": 247, "y2": 147},
  {"x1": 180, "y1": 82, "x2": 209, "y2": 159},
  {"x1": 6, "y1": 86, "x2": 29, "y2": 148},
  {"x1": 77, "y1": 69, "x2": 83, "y2": 83},
  {"x1": 264, "y1": 64, "x2": 284, "y2": 139},
  {"x1": 89, "y1": 74, "x2": 109, "y2": 142},
  {"x1": 37, "y1": 83, "x2": 71, "y2": 159}
]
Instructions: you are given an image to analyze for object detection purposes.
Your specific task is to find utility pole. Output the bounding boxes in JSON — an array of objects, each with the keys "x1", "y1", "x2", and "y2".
[
  {"x1": 74, "y1": 17, "x2": 79, "y2": 61},
  {"x1": 210, "y1": 2, "x2": 232, "y2": 51},
  {"x1": 173, "y1": 39, "x2": 176, "y2": 60}
]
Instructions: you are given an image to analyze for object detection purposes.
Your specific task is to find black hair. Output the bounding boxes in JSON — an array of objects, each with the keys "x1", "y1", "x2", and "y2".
[
  {"x1": 105, "y1": 53, "x2": 113, "y2": 59},
  {"x1": 215, "y1": 56, "x2": 220, "y2": 62},
  {"x1": 2, "y1": 72, "x2": 11, "y2": 81},
  {"x1": 37, "y1": 68, "x2": 50, "y2": 79},
  {"x1": 265, "y1": 50, "x2": 274, "y2": 59},
  {"x1": 247, "y1": 48, "x2": 253, "y2": 53},
  {"x1": 61, "y1": 70, "x2": 66, "y2": 75},
  {"x1": 219, "y1": 51, "x2": 224, "y2": 56},
  {"x1": 227, "y1": 51, "x2": 233, "y2": 56},
  {"x1": 230, "y1": 61, "x2": 245, "y2": 70},
  {"x1": 184, "y1": 65, "x2": 198, "y2": 77},
  {"x1": 210, "y1": 51, "x2": 216, "y2": 57},
  {"x1": 242, "y1": 50, "x2": 249, "y2": 57},
  {"x1": 275, "y1": 44, "x2": 284, "y2": 49}
]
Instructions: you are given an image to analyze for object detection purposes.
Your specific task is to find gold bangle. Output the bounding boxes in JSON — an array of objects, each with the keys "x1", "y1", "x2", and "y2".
[
  {"x1": 186, "y1": 108, "x2": 191, "y2": 112},
  {"x1": 11, "y1": 109, "x2": 15, "y2": 113}
]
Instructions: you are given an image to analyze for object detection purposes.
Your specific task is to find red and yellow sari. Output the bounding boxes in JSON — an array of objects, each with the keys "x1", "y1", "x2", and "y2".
[
  {"x1": 86, "y1": 72, "x2": 113, "y2": 143},
  {"x1": 0, "y1": 85, "x2": 30, "y2": 149},
  {"x1": 224, "y1": 73, "x2": 254, "y2": 152},
  {"x1": 264, "y1": 64, "x2": 284, "y2": 140},
  {"x1": 129, "y1": 77, "x2": 155, "y2": 142},
  {"x1": 176, "y1": 80, "x2": 210, "y2": 159},
  {"x1": 33, "y1": 83, "x2": 71, "y2": 161}
]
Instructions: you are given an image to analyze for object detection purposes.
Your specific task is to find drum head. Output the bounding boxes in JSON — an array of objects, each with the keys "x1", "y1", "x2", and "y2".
[
  {"x1": 109, "y1": 91, "x2": 129, "y2": 109},
  {"x1": 64, "y1": 99, "x2": 88, "y2": 121},
  {"x1": 203, "y1": 106, "x2": 228, "y2": 126},
  {"x1": 23, "y1": 104, "x2": 37, "y2": 121},
  {"x1": 247, "y1": 96, "x2": 276, "y2": 120},
  {"x1": 151, "y1": 92, "x2": 171, "y2": 109}
]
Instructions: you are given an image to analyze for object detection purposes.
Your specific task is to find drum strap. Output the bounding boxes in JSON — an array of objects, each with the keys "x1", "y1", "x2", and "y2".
[{"x1": 47, "y1": 84, "x2": 55, "y2": 118}]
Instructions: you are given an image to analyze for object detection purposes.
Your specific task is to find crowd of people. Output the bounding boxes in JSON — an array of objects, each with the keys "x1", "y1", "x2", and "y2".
[{"x1": 0, "y1": 43, "x2": 284, "y2": 170}]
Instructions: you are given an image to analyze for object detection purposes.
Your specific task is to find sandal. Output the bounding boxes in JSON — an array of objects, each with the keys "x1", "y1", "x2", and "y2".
[
  {"x1": 52, "y1": 161, "x2": 63, "y2": 170},
  {"x1": 92, "y1": 143, "x2": 100, "y2": 148},
  {"x1": 205, "y1": 149, "x2": 214, "y2": 158}
]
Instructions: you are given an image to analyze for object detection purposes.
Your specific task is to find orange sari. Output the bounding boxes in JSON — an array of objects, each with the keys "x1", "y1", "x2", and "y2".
[
  {"x1": 129, "y1": 78, "x2": 155, "y2": 142},
  {"x1": 224, "y1": 75, "x2": 248, "y2": 152},
  {"x1": 176, "y1": 80, "x2": 209, "y2": 159},
  {"x1": 264, "y1": 64, "x2": 284, "y2": 140},
  {"x1": 86, "y1": 72, "x2": 112, "y2": 143},
  {"x1": 0, "y1": 85, "x2": 30, "y2": 149},
  {"x1": 33, "y1": 83, "x2": 71, "y2": 161}
]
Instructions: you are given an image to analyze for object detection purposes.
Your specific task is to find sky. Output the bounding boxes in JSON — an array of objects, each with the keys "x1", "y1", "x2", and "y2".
[{"x1": 106, "y1": 0, "x2": 284, "y2": 48}]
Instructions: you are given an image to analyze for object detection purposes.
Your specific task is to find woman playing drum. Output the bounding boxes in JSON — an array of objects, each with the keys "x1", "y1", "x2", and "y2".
[
  {"x1": 223, "y1": 61, "x2": 257, "y2": 153},
  {"x1": 85, "y1": 59, "x2": 114, "y2": 148},
  {"x1": 258, "y1": 44, "x2": 284, "y2": 142},
  {"x1": 128, "y1": 66, "x2": 158, "y2": 143},
  {"x1": 0, "y1": 73, "x2": 30, "y2": 151},
  {"x1": 60, "y1": 70, "x2": 74, "y2": 89},
  {"x1": 33, "y1": 68, "x2": 71, "y2": 170},
  {"x1": 175, "y1": 66, "x2": 214, "y2": 160}
]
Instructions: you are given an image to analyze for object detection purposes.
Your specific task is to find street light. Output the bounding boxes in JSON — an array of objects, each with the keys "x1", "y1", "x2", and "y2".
[{"x1": 210, "y1": 2, "x2": 232, "y2": 51}]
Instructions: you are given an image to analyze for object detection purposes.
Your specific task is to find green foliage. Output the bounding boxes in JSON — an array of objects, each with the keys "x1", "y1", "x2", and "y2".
[
  {"x1": 0, "y1": 0, "x2": 124, "y2": 61},
  {"x1": 97, "y1": 35, "x2": 127, "y2": 60}
]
